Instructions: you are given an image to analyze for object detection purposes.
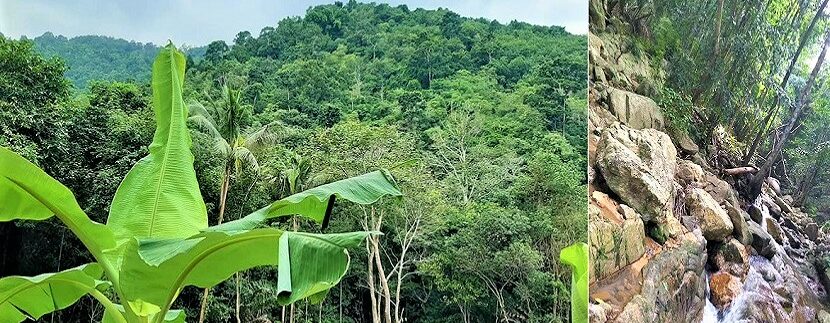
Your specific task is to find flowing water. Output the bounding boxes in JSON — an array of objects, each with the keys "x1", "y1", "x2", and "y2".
[{"x1": 701, "y1": 199, "x2": 775, "y2": 323}]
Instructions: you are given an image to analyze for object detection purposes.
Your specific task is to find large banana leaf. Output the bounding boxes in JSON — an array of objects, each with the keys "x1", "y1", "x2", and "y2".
[
  {"x1": 0, "y1": 147, "x2": 115, "y2": 258},
  {"x1": 107, "y1": 43, "x2": 207, "y2": 244},
  {"x1": 211, "y1": 170, "x2": 402, "y2": 232},
  {"x1": 559, "y1": 242, "x2": 588, "y2": 323},
  {"x1": 118, "y1": 228, "x2": 372, "y2": 316},
  {"x1": 103, "y1": 304, "x2": 185, "y2": 323},
  {"x1": 0, "y1": 264, "x2": 110, "y2": 322}
]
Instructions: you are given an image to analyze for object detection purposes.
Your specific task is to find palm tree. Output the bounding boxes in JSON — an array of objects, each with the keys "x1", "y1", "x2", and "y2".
[{"x1": 189, "y1": 83, "x2": 287, "y2": 323}]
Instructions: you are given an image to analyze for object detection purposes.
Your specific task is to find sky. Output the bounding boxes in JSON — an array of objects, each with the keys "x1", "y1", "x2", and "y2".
[{"x1": 0, "y1": 0, "x2": 586, "y2": 47}]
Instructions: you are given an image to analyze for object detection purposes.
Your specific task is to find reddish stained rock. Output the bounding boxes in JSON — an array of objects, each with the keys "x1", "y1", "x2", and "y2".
[{"x1": 709, "y1": 271, "x2": 742, "y2": 310}]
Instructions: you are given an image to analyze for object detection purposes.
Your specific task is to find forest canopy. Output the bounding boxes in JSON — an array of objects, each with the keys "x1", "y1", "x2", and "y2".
[{"x1": 0, "y1": 1, "x2": 587, "y2": 322}]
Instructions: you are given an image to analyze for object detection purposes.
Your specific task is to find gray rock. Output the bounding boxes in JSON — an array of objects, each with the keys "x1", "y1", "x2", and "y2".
[
  {"x1": 748, "y1": 221, "x2": 775, "y2": 259},
  {"x1": 686, "y1": 188, "x2": 733, "y2": 241},
  {"x1": 607, "y1": 87, "x2": 665, "y2": 130},
  {"x1": 724, "y1": 203, "x2": 753, "y2": 245},
  {"x1": 596, "y1": 123, "x2": 677, "y2": 224}
]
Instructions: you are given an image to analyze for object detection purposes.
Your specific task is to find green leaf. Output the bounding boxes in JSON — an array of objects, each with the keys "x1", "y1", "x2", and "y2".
[
  {"x1": 211, "y1": 170, "x2": 402, "y2": 232},
  {"x1": 276, "y1": 231, "x2": 372, "y2": 305},
  {"x1": 0, "y1": 264, "x2": 109, "y2": 322},
  {"x1": 103, "y1": 304, "x2": 185, "y2": 323},
  {"x1": 0, "y1": 147, "x2": 115, "y2": 258},
  {"x1": 118, "y1": 228, "x2": 373, "y2": 315},
  {"x1": 107, "y1": 43, "x2": 207, "y2": 244},
  {"x1": 559, "y1": 242, "x2": 588, "y2": 323}
]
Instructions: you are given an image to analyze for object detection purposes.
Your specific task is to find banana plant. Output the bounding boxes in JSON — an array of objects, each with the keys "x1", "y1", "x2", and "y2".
[
  {"x1": 559, "y1": 242, "x2": 588, "y2": 323},
  {"x1": 0, "y1": 43, "x2": 402, "y2": 323}
]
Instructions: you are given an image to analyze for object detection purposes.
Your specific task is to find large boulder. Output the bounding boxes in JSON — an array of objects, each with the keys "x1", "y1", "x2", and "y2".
[
  {"x1": 686, "y1": 188, "x2": 733, "y2": 241},
  {"x1": 709, "y1": 271, "x2": 742, "y2": 310},
  {"x1": 589, "y1": 192, "x2": 646, "y2": 281},
  {"x1": 596, "y1": 123, "x2": 677, "y2": 225},
  {"x1": 606, "y1": 87, "x2": 665, "y2": 130}
]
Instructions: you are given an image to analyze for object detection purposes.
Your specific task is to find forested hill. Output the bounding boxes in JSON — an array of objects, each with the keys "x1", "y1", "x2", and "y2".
[
  {"x1": 31, "y1": 32, "x2": 205, "y2": 88},
  {"x1": 186, "y1": 1, "x2": 588, "y2": 151}
]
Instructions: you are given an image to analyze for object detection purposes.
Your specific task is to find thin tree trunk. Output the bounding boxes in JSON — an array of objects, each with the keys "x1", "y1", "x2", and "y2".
[
  {"x1": 367, "y1": 238, "x2": 380, "y2": 323},
  {"x1": 750, "y1": 29, "x2": 830, "y2": 199},
  {"x1": 744, "y1": 0, "x2": 829, "y2": 163},
  {"x1": 199, "y1": 171, "x2": 232, "y2": 323},
  {"x1": 235, "y1": 272, "x2": 241, "y2": 323}
]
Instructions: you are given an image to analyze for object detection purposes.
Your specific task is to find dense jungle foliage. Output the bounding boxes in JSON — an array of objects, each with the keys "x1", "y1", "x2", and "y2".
[
  {"x1": 0, "y1": 2, "x2": 587, "y2": 322},
  {"x1": 601, "y1": 0, "x2": 830, "y2": 221}
]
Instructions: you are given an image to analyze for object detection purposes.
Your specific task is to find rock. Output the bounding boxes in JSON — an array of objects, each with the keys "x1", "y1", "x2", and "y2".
[
  {"x1": 806, "y1": 223, "x2": 819, "y2": 241},
  {"x1": 675, "y1": 159, "x2": 704, "y2": 187},
  {"x1": 589, "y1": 302, "x2": 610, "y2": 323},
  {"x1": 723, "y1": 203, "x2": 753, "y2": 245},
  {"x1": 596, "y1": 123, "x2": 677, "y2": 224},
  {"x1": 686, "y1": 188, "x2": 733, "y2": 241},
  {"x1": 606, "y1": 87, "x2": 665, "y2": 130},
  {"x1": 766, "y1": 177, "x2": 781, "y2": 195},
  {"x1": 618, "y1": 232, "x2": 707, "y2": 321},
  {"x1": 766, "y1": 218, "x2": 784, "y2": 244},
  {"x1": 748, "y1": 221, "x2": 775, "y2": 259},
  {"x1": 702, "y1": 172, "x2": 739, "y2": 207},
  {"x1": 748, "y1": 204, "x2": 764, "y2": 224},
  {"x1": 819, "y1": 310, "x2": 830, "y2": 323},
  {"x1": 783, "y1": 195, "x2": 794, "y2": 205},
  {"x1": 589, "y1": 193, "x2": 646, "y2": 281},
  {"x1": 710, "y1": 239, "x2": 749, "y2": 277},
  {"x1": 669, "y1": 127, "x2": 699, "y2": 155},
  {"x1": 589, "y1": 0, "x2": 606, "y2": 32},
  {"x1": 709, "y1": 271, "x2": 742, "y2": 310}
]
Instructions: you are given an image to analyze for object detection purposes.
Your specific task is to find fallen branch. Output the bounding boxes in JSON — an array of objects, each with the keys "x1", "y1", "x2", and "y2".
[{"x1": 723, "y1": 166, "x2": 758, "y2": 176}]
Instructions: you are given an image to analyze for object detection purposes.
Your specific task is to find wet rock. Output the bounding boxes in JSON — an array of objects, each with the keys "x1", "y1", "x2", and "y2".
[
  {"x1": 766, "y1": 177, "x2": 781, "y2": 195},
  {"x1": 709, "y1": 271, "x2": 742, "y2": 310},
  {"x1": 596, "y1": 123, "x2": 676, "y2": 225},
  {"x1": 766, "y1": 218, "x2": 784, "y2": 244},
  {"x1": 748, "y1": 221, "x2": 775, "y2": 259},
  {"x1": 589, "y1": 192, "x2": 646, "y2": 281},
  {"x1": 675, "y1": 159, "x2": 704, "y2": 187},
  {"x1": 748, "y1": 204, "x2": 764, "y2": 224},
  {"x1": 607, "y1": 88, "x2": 665, "y2": 130},
  {"x1": 686, "y1": 188, "x2": 733, "y2": 241},
  {"x1": 710, "y1": 238, "x2": 749, "y2": 278},
  {"x1": 616, "y1": 233, "x2": 707, "y2": 322},
  {"x1": 724, "y1": 203, "x2": 753, "y2": 245},
  {"x1": 806, "y1": 223, "x2": 819, "y2": 241}
]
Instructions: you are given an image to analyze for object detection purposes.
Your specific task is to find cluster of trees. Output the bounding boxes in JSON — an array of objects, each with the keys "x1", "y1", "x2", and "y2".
[
  {"x1": 0, "y1": 2, "x2": 586, "y2": 322},
  {"x1": 31, "y1": 32, "x2": 205, "y2": 88},
  {"x1": 613, "y1": 0, "x2": 830, "y2": 215}
]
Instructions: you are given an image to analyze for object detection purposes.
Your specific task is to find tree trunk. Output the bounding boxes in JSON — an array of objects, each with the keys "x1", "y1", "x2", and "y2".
[
  {"x1": 743, "y1": 0, "x2": 829, "y2": 163},
  {"x1": 749, "y1": 29, "x2": 830, "y2": 200},
  {"x1": 198, "y1": 170, "x2": 232, "y2": 323}
]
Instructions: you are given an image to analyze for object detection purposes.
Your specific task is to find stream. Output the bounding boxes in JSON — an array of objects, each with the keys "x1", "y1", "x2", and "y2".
[{"x1": 701, "y1": 199, "x2": 779, "y2": 323}]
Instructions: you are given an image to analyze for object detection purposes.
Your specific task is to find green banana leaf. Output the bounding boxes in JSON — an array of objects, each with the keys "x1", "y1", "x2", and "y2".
[
  {"x1": 0, "y1": 264, "x2": 110, "y2": 323},
  {"x1": 0, "y1": 147, "x2": 115, "y2": 258},
  {"x1": 210, "y1": 170, "x2": 402, "y2": 232},
  {"x1": 118, "y1": 227, "x2": 374, "y2": 313},
  {"x1": 107, "y1": 43, "x2": 207, "y2": 244},
  {"x1": 559, "y1": 242, "x2": 588, "y2": 323},
  {"x1": 103, "y1": 304, "x2": 185, "y2": 323}
]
